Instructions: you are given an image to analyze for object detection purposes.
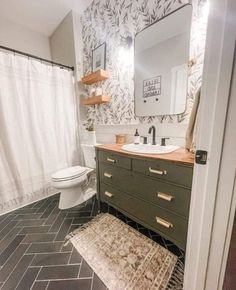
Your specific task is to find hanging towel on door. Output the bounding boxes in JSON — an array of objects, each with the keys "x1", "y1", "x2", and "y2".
[{"x1": 186, "y1": 88, "x2": 201, "y2": 152}]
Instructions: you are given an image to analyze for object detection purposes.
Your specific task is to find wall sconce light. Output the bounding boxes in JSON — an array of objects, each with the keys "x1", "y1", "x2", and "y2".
[
  {"x1": 118, "y1": 36, "x2": 133, "y2": 67},
  {"x1": 120, "y1": 36, "x2": 133, "y2": 49}
]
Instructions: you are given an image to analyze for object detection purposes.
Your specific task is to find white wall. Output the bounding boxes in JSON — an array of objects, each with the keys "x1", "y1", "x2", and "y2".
[
  {"x1": 50, "y1": 10, "x2": 84, "y2": 76},
  {"x1": 0, "y1": 17, "x2": 51, "y2": 59},
  {"x1": 50, "y1": 11, "x2": 76, "y2": 67},
  {"x1": 50, "y1": 10, "x2": 87, "y2": 121},
  {"x1": 72, "y1": 11, "x2": 87, "y2": 121}
]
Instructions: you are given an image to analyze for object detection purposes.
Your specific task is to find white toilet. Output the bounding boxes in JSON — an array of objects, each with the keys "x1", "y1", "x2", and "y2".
[{"x1": 51, "y1": 144, "x2": 97, "y2": 209}]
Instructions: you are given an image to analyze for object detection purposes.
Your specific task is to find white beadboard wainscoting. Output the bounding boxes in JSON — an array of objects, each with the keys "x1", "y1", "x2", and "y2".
[{"x1": 94, "y1": 123, "x2": 188, "y2": 147}]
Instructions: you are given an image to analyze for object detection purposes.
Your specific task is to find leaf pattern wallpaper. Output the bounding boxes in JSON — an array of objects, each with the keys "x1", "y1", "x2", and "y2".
[{"x1": 81, "y1": 0, "x2": 208, "y2": 125}]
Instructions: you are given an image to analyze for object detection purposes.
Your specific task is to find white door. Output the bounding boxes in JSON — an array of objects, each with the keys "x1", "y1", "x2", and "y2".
[
  {"x1": 205, "y1": 57, "x2": 236, "y2": 288},
  {"x1": 183, "y1": 0, "x2": 236, "y2": 289}
]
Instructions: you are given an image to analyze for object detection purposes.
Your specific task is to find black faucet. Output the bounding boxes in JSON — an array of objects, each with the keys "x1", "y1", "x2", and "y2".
[
  {"x1": 161, "y1": 137, "x2": 170, "y2": 146},
  {"x1": 148, "y1": 126, "x2": 156, "y2": 145}
]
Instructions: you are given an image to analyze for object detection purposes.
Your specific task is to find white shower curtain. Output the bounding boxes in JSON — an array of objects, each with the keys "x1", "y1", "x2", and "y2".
[{"x1": 0, "y1": 51, "x2": 80, "y2": 215}]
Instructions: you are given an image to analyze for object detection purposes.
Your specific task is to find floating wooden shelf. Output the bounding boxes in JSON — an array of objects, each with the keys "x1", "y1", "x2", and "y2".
[
  {"x1": 82, "y1": 95, "x2": 110, "y2": 105},
  {"x1": 81, "y1": 69, "x2": 109, "y2": 85}
]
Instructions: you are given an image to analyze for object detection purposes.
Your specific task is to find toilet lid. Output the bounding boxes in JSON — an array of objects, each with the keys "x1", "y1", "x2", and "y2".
[{"x1": 51, "y1": 166, "x2": 87, "y2": 181}]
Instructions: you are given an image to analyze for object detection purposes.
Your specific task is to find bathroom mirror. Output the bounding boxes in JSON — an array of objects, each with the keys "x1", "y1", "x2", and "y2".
[{"x1": 134, "y1": 5, "x2": 192, "y2": 117}]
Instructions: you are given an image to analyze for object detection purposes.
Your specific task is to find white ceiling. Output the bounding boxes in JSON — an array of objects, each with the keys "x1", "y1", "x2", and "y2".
[{"x1": 0, "y1": 0, "x2": 92, "y2": 37}]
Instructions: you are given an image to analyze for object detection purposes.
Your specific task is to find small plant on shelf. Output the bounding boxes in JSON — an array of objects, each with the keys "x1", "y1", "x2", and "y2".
[
  {"x1": 83, "y1": 118, "x2": 96, "y2": 145},
  {"x1": 84, "y1": 118, "x2": 95, "y2": 131}
]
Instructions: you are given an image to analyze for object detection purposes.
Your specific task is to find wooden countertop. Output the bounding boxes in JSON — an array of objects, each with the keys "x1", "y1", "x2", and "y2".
[{"x1": 95, "y1": 143, "x2": 194, "y2": 165}]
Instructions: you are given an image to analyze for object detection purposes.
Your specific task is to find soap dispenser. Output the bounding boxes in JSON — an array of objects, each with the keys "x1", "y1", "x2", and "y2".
[{"x1": 134, "y1": 129, "x2": 140, "y2": 144}]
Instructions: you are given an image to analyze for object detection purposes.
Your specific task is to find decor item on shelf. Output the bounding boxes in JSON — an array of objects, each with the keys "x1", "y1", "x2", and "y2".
[
  {"x1": 92, "y1": 43, "x2": 106, "y2": 72},
  {"x1": 83, "y1": 119, "x2": 96, "y2": 145},
  {"x1": 95, "y1": 87, "x2": 102, "y2": 96},
  {"x1": 115, "y1": 134, "x2": 126, "y2": 144},
  {"x1": 89, "y1": 87, "x2": 96, "y2": 98}
]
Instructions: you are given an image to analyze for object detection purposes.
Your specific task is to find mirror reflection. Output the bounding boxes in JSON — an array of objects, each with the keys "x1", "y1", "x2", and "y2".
[{"x1": 134, "y1": 5, "x2": 192, "y2": 117}]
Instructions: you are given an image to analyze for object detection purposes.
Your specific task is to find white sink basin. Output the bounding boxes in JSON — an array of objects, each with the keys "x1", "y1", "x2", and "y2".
[{"x1": 122, "y1": 143, "x2": 180, "y2": 154}]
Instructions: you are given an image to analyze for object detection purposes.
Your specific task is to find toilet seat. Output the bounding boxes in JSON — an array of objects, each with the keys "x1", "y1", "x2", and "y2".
[{"x1": 52, "y1": 166, "x2": 88, "y2": 182}]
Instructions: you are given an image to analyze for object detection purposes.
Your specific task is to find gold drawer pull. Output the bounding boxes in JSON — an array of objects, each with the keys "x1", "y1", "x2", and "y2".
[
  {"x1": 104, "y1": 172, "x2": 112, "y2": 178},
  {"x1": 107, "y1": 157, "x2": 116, "y2": 163},
  {"x1": 157, "y1": 192, "x2": 174, "y2": 202},
  {"x1": 156, "y1": 217, "x2": 173, "y2": 229},
  {"x1": 149, "y1": 167, "x2": 167, "y2": 175},
  {"x1": 104, "y1": 191, "x2": 113, "y2": 198}
]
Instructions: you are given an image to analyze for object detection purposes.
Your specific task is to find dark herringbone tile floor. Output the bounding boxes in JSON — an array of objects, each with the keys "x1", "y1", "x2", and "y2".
[{"x1": 0, "y1": 194, "x2": 184, "y2": 290}]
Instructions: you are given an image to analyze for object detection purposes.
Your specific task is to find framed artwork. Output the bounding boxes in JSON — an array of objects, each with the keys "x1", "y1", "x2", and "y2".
[{"x1": 92, "y1": 43, "x2": 106, "y2": 72}]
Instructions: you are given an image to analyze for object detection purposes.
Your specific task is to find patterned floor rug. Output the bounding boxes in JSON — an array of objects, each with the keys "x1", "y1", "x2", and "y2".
[{"x1": 67, "y1": 213, "x2": 184, "y2": 290}]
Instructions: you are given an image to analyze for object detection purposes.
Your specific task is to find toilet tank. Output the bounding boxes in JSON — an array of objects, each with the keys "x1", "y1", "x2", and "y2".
[{"x1": 81, "y1": 144, "x2": 96, "y2": 168}]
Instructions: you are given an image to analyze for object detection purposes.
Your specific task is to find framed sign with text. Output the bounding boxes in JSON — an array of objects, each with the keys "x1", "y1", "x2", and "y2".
[{"x1": 143, "y1": 76, "x2": 161, "y2": 99}]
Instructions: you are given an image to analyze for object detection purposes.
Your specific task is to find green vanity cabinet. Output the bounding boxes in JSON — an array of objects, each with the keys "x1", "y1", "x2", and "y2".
[{"x1": 96, "y1": 147, "x2": 193, "y2": 250}]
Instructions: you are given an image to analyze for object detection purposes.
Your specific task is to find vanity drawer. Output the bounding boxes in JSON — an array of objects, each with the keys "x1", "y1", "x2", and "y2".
[
  {"x1": 133, "y1": 158, "x2": 193, "y2": 188},
  {"x1": 128, "y1": 174, "x2": 191, "y2": 218},
  {"x1": 99, "y1": 163, "x2": 131, "y2": 187},
  {"x1": 98, "y1": 150, "x2": 131, "y2": 170},
  {"x1": 100, "y1": 182, "x2": 123, "y2": 208},
  {"x1": 145, "y1": 203, "x2": 188, "y2": 249},
  {"x1": 100, "y1": 183, "x2": 188, "y2": 249}
]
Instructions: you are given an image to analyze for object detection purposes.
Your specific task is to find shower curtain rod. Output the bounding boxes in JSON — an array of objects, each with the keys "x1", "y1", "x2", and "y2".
[{"x1": 0, "y1": 45, "x2": 74, "y2": 71}]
